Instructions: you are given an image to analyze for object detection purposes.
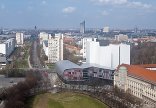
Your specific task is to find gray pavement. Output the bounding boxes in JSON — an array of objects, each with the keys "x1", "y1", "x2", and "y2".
[{"x1": 0, "y1": 75, "x2": 25, "y2": 89}]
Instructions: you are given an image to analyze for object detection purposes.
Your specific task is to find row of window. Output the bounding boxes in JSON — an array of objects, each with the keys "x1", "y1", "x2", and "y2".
[{"x1": 128, "y1": 79, "x2": 156, "y2": 99}]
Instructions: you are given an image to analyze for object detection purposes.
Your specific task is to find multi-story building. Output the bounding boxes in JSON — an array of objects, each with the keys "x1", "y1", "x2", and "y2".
[
  {"x1": 39, "y1": 32, "x2": 49, "y2": 44},
  {"x1": 82, "y1": 37, "x2": 96, "y2": 59},
  {"x1": 48, "y1": 33, "x2": 63, "y2": 63},
  {"x1": 80, "y1": 21, "x2": 85, "y2": 34},
  {"x1": 86, "y1": 41, "x2": 130, "y2": 69},
  {"x1": 103, "y1": 26, "x2": 109, "y2": 33},
  {"x1": 0, "y1": 38, "x2": 15, "y2": 57},
  {"x1": 115, "y1": 34, "x2": 128, "y2": 42},
  {"x1": 81, "y1": 63, "x2": 114, "y2": 82},
  {"x1": 0, "y1": 54, "x2": 7, "y2": 69},
  {"x1": 42, "y1": 40, "x2": 48, "y2": 56},
  {"x1": 56, "y1": 60, "x2": 114, "y2": 85},
  {"x1": 114, "y1": 64, "x2": 156, "y2": 107},
  {"x1": 16, "y1": 32, "x2": 24, "y2": 46}
]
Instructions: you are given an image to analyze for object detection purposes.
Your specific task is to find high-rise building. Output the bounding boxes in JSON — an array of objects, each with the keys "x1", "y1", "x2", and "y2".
[
  {"x1": 39, "y1": 32, "x2": 49, "y2": 44},
  {"x1": 16, "y1": 32, "x2": 24, "y2": 46},
  {"x1": 80, "y1": 21, "x2": 85, "y2": 34},
  {"x1": 86, "y1": 41, "x2": 130, "y2": 69},
  {"x1": 0, "y1": 38, "x2": 15, "y2": 57},
  {"x1": 48, "y1": 33, "x2": 63, "y2": 63},
  {"x1": 82, "y1": 37, "x2": 96, "y2": 59},
  {"x1": 103, "y1": 26, "x2": 109, "y2": 33}
]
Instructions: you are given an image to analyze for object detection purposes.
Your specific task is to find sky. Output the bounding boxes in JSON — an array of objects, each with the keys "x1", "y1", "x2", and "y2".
[{"x1": 0, "y1": 0, "x2": 156, "y2": 29}]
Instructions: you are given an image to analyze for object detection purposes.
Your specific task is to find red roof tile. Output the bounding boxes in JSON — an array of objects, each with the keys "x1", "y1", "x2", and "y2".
[
  {"x1": 118, "y1": 64, "x2": 156, "y2": 84},
  {"x1": 136, "y1": 64, "x2": 156, "y2": 68}
]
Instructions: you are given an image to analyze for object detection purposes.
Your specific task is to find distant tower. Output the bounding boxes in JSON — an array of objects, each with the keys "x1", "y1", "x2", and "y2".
[
  {"x1": 0, "y1": 27, "x2": 2, "y2": 35},
  {"x1": 134, "y1": 26, "x2": 138, "y2": 34},
  {"x1": 34, "y1": 26, "x2": 37, "y2": 30},
  {"x1": 80, "y1": 21, "x2": 85, "y2": 34}
]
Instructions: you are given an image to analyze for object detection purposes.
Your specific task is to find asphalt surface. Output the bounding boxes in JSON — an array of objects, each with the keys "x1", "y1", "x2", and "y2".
[
  {"x1": 0, "y1": 75, "x2": 25, "y2": 89},
  {"x1": 31, "y1": 40, "x2": 58, "y2": 88},
  {"x1": 32, "y1": 41, "x2": 43, "y2": 69}
]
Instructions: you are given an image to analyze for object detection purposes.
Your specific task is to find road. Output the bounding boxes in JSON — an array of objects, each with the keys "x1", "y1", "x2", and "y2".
[
  {"x1": 31, "y1": 40, "x2": 58, "y2": 88},
  {"x1": 32, "y1": 40, "x2": 43, "y2": 69}
]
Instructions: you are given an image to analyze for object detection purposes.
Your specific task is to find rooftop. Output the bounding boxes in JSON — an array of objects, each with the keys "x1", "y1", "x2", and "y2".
[
  {"x1": 56, "y1": 60, "x2": 82, "y2": 75},
  {"x1": 118, "y1": 64, "x2": 156, "y2": 85},
  {"x1": 81, "y1": 63, "x2": 115, "y2": 70},
  {"x1": 136, "y1": 64, "x2": 156, "y2": 68}
]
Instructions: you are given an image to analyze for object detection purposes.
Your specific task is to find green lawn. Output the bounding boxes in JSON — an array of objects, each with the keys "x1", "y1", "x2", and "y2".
[
  {"x1": 31, "y1": 92, "x2": 108, "y2": 108},
  {"x1": 46, "y1": 63, "x2": 55, "y2": 69}
]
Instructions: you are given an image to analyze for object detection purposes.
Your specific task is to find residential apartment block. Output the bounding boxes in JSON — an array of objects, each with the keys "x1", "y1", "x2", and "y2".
[
  {"x1": 41, "y1": 33, "x2": 63, "y2": 63},
  {"x1": 48, "y1": 34, "x2": 63, "y2": 63},
  {"x1": 39, "y1": 32, "x2": 49, "y2": 44},
  {"x1": 0, "y1": 38, "x2": 15, "y2": 57},
  {"x1": 82, "y1": 37, "x2": 96, "y2": 59},
  {"x1": 16, "y1": 32, "x2": 24, "y2": 46}
]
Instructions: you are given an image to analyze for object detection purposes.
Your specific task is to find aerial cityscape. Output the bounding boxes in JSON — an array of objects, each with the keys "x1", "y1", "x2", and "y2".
[{"x1": 0, "y1": 0, "x2": 156, "y2": 108}]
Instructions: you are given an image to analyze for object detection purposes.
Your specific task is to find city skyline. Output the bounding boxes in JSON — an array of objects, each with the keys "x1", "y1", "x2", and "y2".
[{"x1": 0, "y1": 0, "x2": 156, "y2": 29}]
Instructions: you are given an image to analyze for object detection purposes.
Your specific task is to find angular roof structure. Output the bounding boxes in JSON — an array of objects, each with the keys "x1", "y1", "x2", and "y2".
[{"x1": 55, "y1": 60, "x2": 82, "y2": 76}]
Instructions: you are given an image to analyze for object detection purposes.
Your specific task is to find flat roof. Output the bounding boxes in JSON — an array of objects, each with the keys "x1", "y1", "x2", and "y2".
[{"x1": 81, "y1": 63, "x2": 115, "y2": 70}]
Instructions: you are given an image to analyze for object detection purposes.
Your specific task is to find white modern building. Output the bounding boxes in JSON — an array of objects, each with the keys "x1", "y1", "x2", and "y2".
[
  {"x1": 103, "y1": 26, "x2": 109, "y2": 33},
  {"x1": 0, "y1": 38, "x2": 15, "y2": 57},
  {"x1": 114, "y1": 64, "x2": 156, "y2": 108},
  {"x1": 86, "y1": 41, "x2": 130, "y2": 69},
  {"x1": 48, "y1": 33, "x2": 63, "y2": 63},
  {"x1": 39, "y1": 32, "x2": 49, "y2": 44},
  {"x1": 42, "y1": 41, "x2": 48, "y2": 56},
  {"x1": 82, "y1": 37, "x2": 96, "y2": 59},
  {"x1": 16, "y1": 32, "x2": 24, "y2": 46},
  {"x1": 115, "y1": 34, "x2": 128, "y2": 42}
]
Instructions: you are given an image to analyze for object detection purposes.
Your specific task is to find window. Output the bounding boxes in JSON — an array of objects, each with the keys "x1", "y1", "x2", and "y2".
[{"x1": 151, "y1": 84, "x2": 154, "y2": 90}]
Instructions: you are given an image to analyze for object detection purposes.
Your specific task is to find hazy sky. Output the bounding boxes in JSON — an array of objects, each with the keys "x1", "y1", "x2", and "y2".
[{"x1": 0, "y1": 0, "x2": 156, "y2": 29}]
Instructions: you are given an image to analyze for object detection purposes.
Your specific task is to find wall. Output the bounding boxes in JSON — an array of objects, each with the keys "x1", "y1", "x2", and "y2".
[
  {"x1": 86, "y1": 41, "x2": 130, "y2": 69},
  {"x1": 0, "y1": 44, "x2": 6, "y2": 55},
  {"x1": 64, "y1": 68, "x2": 83, "y2": 81}
]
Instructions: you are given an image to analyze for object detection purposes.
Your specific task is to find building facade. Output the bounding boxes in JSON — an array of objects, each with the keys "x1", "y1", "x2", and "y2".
[
  {"x1": 48, "y1": 33, "x2": 63, "y2": 63},
  {"x1": 0, "y1": 38, "x2": 15, "y2": 57},
  {"x1": 114, "y1": 64, "x2": 156, "y2": 108},
  {"x1": 39, "y1": 32, "x2": 49, "y2": 44},
  {"x1": 80, "y1": 21, "x2": 85, "y2": 34},
  {"x1": 103, "y1": 26, "x2": 109, "y2": 33},
  {"x1": 42, "y1": 40, "x2": 48, "y2": 56},
  {"x1": 81, "y1": 63, "x2": 114, "y2": 82},
  {"x1": 86, "y1": 41, "x2": 130, "y2": 69},
  {"x1": 56, "y1": 60, "x2": 83, "y2": 81},
  {"x1": 82, "y1": 37, "x2": 96, "y2": 59},
  {"x1": 16, "y1": 32, "x2": 24, "y2": 46},
  {"x1": 115, "y1": 34, "x2": 128, "y2": 42}
]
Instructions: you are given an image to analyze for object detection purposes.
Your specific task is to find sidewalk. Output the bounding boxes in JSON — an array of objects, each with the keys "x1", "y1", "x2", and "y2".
[{"x1": 28, "y1": 55, "x2": 32, "y2": 69}]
